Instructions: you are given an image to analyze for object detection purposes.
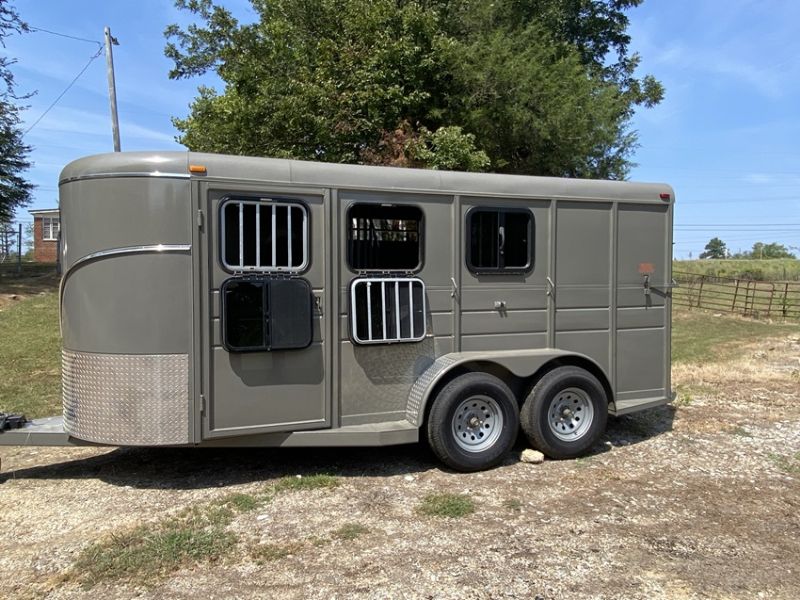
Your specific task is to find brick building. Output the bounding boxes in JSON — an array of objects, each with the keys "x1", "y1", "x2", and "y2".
[{"x1": 29, "y1": 208, "x2": 60, "y2": 263}]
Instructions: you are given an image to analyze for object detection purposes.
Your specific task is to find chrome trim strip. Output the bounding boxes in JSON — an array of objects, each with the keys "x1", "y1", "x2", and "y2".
[
  {"x1": 59, "y1": 171, "x2": 191, "y2": 185},
  {"x1": 59, "y1": 244, "x2": 192, "y2": 334}
]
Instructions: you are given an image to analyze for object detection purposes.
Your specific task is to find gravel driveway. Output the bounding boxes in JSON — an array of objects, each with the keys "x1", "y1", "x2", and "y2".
[{"x1": 1, "y1": 334, "x2": 799, "y2": 599}]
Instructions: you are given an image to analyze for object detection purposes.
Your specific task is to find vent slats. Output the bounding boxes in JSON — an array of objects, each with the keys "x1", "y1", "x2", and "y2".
[{"x1": 350, "y1": 277, "x2": 426, "y2": 344}]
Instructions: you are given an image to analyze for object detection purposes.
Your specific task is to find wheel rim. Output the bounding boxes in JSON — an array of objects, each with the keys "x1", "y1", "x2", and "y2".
[
  {"x1": 451, "y1": 394, "x2": 504, "y2": 453},
  {"x1": 547, "y1": 387, "x2": 594, "y2": 442}
]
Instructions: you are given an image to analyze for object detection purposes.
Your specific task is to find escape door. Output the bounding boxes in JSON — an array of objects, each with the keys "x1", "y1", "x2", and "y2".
[{"x1": 201, "y1": 184, "x2": 330, "y2": 439}]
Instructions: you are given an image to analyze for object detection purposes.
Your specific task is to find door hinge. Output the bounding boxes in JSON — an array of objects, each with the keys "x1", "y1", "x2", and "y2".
[
  {"x1": 200, "y1": 394, "x2": 206, "y2": 415},
  {"x1": 197, "y1": 209, "x2": 204, "y2": 230}
]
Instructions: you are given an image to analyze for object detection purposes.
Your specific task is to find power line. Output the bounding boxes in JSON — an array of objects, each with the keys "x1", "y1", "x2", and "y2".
[
  {"x1": 24, "y1": 47, "x2": 103, "y2": 136},
  {"x1": 28, "y1": 25, "x2": 102, "y2": 48}
]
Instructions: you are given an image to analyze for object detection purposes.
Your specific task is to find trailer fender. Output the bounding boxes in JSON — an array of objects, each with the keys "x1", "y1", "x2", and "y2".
[{"x1": 406, "y1": 350, "x2": 610, "y2": 427}]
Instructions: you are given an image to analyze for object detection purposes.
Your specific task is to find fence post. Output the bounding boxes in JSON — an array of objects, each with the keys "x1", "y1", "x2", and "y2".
[
  {"x1": 767, "y1": 283, "x2": 774, "y2": 319},
  {"x1": 784, "y1": 282, "x2": 790, "y2": 319},
  {"x1": 16, "y1": 222, "x2": 21, "y2": 274},
  {"x1": 696, "y1": 275, "x2": 705, "y2": 309},
  {"x1": 732, "y1": 279, "x2": 739, "y2": 312}
]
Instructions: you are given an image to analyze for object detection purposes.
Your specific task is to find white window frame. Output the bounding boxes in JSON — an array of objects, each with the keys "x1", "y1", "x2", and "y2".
[
  {"x1": 220, "y1": 198, "x2": 309, "y2": 273},
  {"x1": 42, "y1": 216, "x2": 60, "y2": 241},
  {"x1": 350, "y1": 277, "x2": 426, "y2": 344}
]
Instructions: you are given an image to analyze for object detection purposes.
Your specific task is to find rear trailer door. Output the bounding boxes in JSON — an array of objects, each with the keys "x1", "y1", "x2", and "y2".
[{"x1": 201, "y1": 184, "x2": 330, "y2": 439}]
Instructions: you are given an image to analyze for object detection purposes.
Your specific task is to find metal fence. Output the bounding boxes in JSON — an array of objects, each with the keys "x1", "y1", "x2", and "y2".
[
  {"x1": 0, "y1": 223, "x2": 23, "y2": 272},
  {"x1": 673, "y1": 271, "x2": 800, "y2": 321}
]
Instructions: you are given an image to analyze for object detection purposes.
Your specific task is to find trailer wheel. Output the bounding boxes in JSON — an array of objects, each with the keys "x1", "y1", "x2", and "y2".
[
  {"x1": 520, "y1": 366, "x2": 607, "y2": 459},
  {"x1": 427, "y1": 372, "x2": 519, "y2": 472}
]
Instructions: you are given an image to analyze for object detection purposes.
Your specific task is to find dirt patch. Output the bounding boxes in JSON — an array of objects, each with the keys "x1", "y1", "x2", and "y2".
[
  {"x1": 1, "y1": 333, "x2": 799, "y2": 599},
  {"x1": 0, "y1": 273, "x2": 59, "y2": 310}
]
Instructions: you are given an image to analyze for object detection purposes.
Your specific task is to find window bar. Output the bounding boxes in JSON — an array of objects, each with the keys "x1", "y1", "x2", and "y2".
[
  {"x1": 366, "y1": 281, "x2": 373, "y2": 341},
  {"x1": 408, "y1": 280, "x2": 414, "y2": 339},
  {"x1": 238, "y1": 202, "x2": 244, "y2": 269},
  {"x1": 271, "y1": 204, "x2": 277, "y2": 268},
  {"x1": 287, "y1": 205, "x2": 293, "y2": 267},
  {"x1": 255, "y1": 203, "x2": 261, "y2": 268},
  {"x1": 302, "y1": 209, "x2": 308, "y2": 268},
  {"x1": 394, "y1": 280, "x2": 401, "y2": 340},
  {"x1": 381, "y1": 280, "x2": 387, "y2": 340}
]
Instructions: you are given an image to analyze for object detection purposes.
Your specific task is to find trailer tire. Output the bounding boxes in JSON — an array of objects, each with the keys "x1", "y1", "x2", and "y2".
[
  {"x1": 426, "y1": 372, "x2": 519, "y2": 472},
  {"x1": 520, "y1": 366, "x2": 607, "y2": 459}
]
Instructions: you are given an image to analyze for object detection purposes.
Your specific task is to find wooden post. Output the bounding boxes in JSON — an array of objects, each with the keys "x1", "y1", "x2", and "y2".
[
  {"x1": 696, "y1": 275, "x2": 705, "y2": 309},
  {"x1": 767, "y1": 283, "x2": 774, "y2": 318},
  {"x1": 732, "y1": 279, "x2": 740, "y2": 313}
]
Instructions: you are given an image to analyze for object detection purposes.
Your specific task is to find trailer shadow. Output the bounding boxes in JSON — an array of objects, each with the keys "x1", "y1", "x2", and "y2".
[
  {"x1": 0, "y1": 405, "x2": 674, "y2": 488},
  {"x1": 0, "y1": 443, "x2": 440, "y2": 489},
  {"x1": 604, "y1": 404, "x2": 676, "y2": 448}
]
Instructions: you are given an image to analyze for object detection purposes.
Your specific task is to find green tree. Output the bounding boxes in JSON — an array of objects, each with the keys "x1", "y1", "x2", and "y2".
[
  {"x1": 165, "y1": 0, "x2": 662, "y2": 178},
  {"x1": 748, "y1": 242, "x2": 795, "y2": 259},
  {"x1": 700, "y1": 237, "x2": 727, "y2": 259},
  {"x1": 0, "y1": 0, "x2": 33, "y2": 223}
]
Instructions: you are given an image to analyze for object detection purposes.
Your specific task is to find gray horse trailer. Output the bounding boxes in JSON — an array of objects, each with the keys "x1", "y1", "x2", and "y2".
[{"x1": 0, "y1": 152, "x2": 674, "y2": 471}]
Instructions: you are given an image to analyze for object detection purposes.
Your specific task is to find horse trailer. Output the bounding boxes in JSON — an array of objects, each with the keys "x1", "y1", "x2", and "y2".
[{"x1": 0, "y1": 152, "x2": 674, "y2": 471}]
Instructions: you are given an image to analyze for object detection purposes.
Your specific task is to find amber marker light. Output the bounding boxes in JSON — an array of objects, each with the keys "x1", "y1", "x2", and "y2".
[{"x1": 189, "y1": 164, "x2": 207, "y2": 174}]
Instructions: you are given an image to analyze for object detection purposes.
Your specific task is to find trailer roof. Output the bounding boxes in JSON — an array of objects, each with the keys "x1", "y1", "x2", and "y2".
[{"x1": 60, "y1": 151, "x2": 674, "y2": 203}]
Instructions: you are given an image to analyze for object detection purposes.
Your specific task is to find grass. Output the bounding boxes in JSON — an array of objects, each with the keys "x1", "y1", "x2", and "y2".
[
  {"x1": 671, "y1": 308, "x2": 800, "y2": 364},
  {"x1": 272, "y1": 474, "x2": 340, "y2": 492},
  {"x1": 673, "y1": 388, "x2": 693, "y2": 407},
  {"x1": 0, "y1": 281, "x2": 61, "y2": 418},
  {"x1": 63, "y1": 477, "x2": 340, "y2": 589},
  {"x1": 502, "y1": 499, "x2": 523, "y2": 511},
  {"x1": 729, "y1": 426, "x2": 752, "y2": 437},
  {"x1": 67, "y1": 503, "x2": 239, "y2": 588},
  {"x1": 250, "y1": 542, "x2": 303, "y2": 563},
  {"x1": 333, "y1": 523, "x2": 370, "y2": 541},
  {"x1": 417, "y1": 493, "x2": 475, "y2": 518},
  {"x1": 768, "y1": 452, "x2": 800, "y2": 476},
  {"x1": 212, "y1": 492, "x2": 262, "y2": 513}
]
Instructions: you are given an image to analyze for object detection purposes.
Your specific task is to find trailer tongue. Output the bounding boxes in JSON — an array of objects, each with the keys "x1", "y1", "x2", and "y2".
[{"x1": 0, "y1": 415, "x2": 83, "y2": 447}]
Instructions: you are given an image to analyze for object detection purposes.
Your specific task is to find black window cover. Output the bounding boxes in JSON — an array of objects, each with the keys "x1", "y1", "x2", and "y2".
[
  {"x1": 222, "y1": 277, "x2": 313, "y2": 352},
  {"x1": 467, "y1": 208, "x2": 532, "y2": 273}
]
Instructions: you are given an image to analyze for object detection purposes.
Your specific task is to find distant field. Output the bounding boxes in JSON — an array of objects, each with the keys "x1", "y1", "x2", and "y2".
[{"x1": 674, "y1": 258, "x2": 800, "y2": 281}]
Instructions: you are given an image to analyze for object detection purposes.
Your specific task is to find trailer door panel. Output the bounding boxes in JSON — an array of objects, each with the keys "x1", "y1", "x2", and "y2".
[{"x1": 201, "y1": 185, "x2": 330, "y2": 438}]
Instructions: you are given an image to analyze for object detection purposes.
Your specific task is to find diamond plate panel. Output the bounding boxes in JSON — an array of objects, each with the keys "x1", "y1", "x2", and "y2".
[
  {"x1": 406, "y1": 354, "x2": 458, "y2": 426},
  {"x1": 62, "y1": 350, "x2": 189, "y2": 445}
]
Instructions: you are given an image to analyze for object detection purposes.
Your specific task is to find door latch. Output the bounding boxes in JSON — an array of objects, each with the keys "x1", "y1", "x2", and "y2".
[{"x1": 546, "y1": 276, "x2": 555, "y2": 297}]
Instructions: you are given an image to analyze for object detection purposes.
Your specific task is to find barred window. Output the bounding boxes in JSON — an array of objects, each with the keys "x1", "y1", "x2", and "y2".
[
  {"x1": 350, "y1": 277, "x2": 426, "y2": 344},
  {"x1": 347, "y1": 204, "x2": 422, "y2": 271},
  {"x1": 221, "y1": 198, "x2": 308, "y2": 272}
]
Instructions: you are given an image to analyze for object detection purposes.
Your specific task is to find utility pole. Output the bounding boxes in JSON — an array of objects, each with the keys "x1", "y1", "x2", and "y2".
[{"x1": 104, "y1": 27, "x2": 121, "y2": 152}]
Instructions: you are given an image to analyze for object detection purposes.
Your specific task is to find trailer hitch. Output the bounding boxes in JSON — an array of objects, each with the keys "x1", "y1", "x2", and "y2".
[{"x1": 0, "y1": 412, "x2": 28, "y2": 431}]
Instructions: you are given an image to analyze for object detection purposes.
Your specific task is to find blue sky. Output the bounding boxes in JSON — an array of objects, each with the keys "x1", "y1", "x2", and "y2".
[{"x1": 4, "y1": 0, "x2": 799, "y2": 258}]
